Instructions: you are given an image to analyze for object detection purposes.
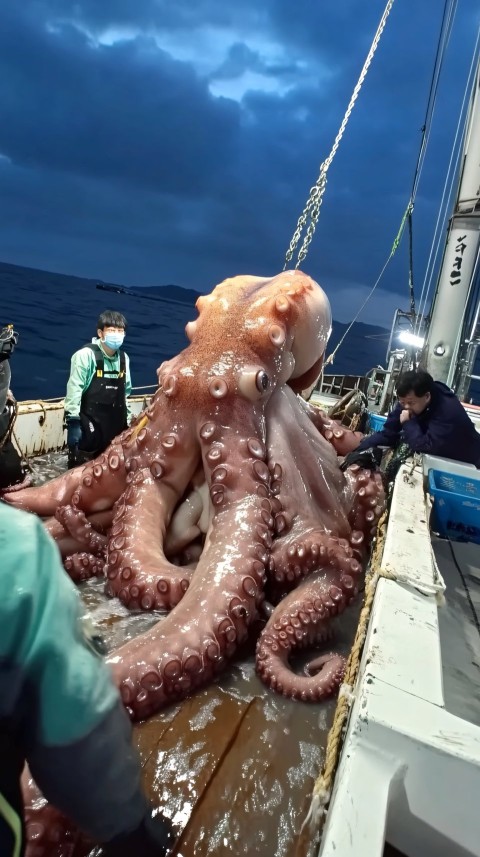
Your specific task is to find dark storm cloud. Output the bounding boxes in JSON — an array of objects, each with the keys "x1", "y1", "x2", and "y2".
[
  {"x1": 209, "y1": 42, "x2": 302, "y2": 85},
  {"x1": 0, "y1": 0, "x2": 478, "y2": 327},
  {"x1": 25, "y1": 0, "x2": 265, "y2": 34}
]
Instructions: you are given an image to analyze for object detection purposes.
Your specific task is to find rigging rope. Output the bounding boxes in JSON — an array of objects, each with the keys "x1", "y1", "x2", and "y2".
[
  {"x1": 286, "y1": 0, "x2": 460, "y2": 367},
  {"x1": 324, "y1": 202, "x2": 412, "y2": 368},
  {"x1": 402, "y1": 0, "x2": 458, "y2": 329},
  {"x1": 410, "y1": 0, "x2": 458, "y2": 202},
  {"x1": 323, "y1": 0, "x2": 460, "y2": 366},
  {"x1": 283, "y1": 0, "x2": 396, "y2": 271},
  {"x1": 408, "y1": 209, "x2": 416, "y2": 317},
  {"x1": 415, "y1": 21, "x2": 480, "y2": 336}
]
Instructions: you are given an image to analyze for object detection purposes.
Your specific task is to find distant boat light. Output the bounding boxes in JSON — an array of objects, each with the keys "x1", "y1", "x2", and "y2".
[{"x1": 398, "y1": 331, "x2": 425, "y2": 349}]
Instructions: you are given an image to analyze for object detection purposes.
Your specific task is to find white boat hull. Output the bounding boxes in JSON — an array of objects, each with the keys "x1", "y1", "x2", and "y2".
[
  {"x1": 10, "y1": 395, "x2": 148, "y2": 458},
  {"x1": 320, "y1": 461, "x2": 480, "y2": 857}
]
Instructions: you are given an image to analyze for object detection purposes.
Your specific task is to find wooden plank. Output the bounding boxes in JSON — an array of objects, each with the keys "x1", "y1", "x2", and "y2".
[
  {"x1": 141, "y1": 686, "x2": 251, "y2": 837},
  {"x1": 176, "y1": 692, "x2": 325, "y2": 857}
]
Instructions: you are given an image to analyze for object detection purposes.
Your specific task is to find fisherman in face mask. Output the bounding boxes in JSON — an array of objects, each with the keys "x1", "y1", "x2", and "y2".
[{"x1": 64, "y1": 311, "x2": 133, "y2": 469}]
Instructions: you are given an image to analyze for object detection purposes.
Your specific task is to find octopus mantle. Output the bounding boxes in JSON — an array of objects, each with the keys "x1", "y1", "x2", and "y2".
[{"x1": 5, "y1": 270, "x2": 384, "y2": 721}]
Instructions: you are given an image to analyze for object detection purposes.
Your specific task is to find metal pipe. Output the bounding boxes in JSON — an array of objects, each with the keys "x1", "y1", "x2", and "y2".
[{"x1": 423, "y1": 61, "x2": 480, "y2": 384}]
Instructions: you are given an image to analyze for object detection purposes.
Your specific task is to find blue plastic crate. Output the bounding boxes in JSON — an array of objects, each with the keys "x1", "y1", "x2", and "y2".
[
  {"x1": 428, "y1": 469, "x2": 480, "y2": 544},
  {"x1": 369, "y1": 413, "x2": 387, "y2": 432}
]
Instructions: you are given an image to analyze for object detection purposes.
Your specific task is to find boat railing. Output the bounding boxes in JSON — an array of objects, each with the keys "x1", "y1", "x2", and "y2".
[
  {"x1": 131, "y1": 383, "x2": 158, "y2": 392},
  {"x1": 314, "y1": 369, "x2": 390, "y2": 408},
  {"x1": 315, "y1": 373, "x2": 369, "y2": 397},
  {"x1": 12, "y1": 389, "x2": 156, "y2": 457}
]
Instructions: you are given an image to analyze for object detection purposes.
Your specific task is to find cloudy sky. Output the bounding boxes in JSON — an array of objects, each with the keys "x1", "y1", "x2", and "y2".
[{"x1": 0, "y1": 0, "x2": 478, "y2": 325}]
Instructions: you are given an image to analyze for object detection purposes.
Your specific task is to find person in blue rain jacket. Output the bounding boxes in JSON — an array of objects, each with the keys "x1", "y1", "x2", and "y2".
[
  {"x1": 343, "y1": 369, "x2": 480, "y2": 469},
  {"x1": 0, "y1": 501, "x2": 175, "y2": 857}
]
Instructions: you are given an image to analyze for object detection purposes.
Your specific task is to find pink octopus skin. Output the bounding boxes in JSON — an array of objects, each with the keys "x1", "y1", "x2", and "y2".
[{"x1": 4, "y1": 270, "x2": 384, "y2": 723}]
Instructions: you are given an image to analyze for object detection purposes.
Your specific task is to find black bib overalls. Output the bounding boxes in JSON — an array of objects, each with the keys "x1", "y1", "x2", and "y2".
[{"x1": 77, "y1": 344, "x2": 128, "y2": 462}]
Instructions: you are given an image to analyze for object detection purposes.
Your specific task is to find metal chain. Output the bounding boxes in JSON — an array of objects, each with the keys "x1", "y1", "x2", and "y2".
[{"x1": 284, "y1": 0, "x2": 396, "y2": 270}]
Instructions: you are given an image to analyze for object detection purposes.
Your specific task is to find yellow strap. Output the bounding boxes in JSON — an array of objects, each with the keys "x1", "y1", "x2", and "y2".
[
  {"x1": 0, "y1": 792, "x2": 22, "y2": 857},
  {"x1": 130, "y1": 414, "x2": 149, "y2": 438}
]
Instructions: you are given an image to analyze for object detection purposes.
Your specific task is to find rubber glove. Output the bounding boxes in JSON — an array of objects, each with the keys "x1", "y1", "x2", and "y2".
[
  {"x1": 340, "y1": 447, "x2": 383, "y2": 472},
  {"x1": 66, "y1": 416, "x2": 82, "y2": 447}
]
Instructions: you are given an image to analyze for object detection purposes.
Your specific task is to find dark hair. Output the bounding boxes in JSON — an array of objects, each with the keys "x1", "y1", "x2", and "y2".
[
  {"x1": 97, "y1": 310, "x2": 127, "y2": 331},
  {"x1": 396, "y1": 369, "x2": 435, "y2": 398}
]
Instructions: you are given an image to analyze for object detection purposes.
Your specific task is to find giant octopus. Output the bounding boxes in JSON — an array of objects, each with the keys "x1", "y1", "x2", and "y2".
[{"x1": 5, "y1": 270, "x2": 385, "y2": 722}]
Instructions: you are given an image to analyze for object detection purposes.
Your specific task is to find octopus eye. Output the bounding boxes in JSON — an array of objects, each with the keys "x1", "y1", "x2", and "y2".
[
  {"x1": 256, "y1": 371, "x2": 269, "y2": 392},
  {"x1": 238, "y1": 366, "x2": 270, "y2": 401}
]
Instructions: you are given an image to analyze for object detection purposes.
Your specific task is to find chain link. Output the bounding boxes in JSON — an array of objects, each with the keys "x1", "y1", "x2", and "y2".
[{"x1": 284, "y1": 0, "x2": 396, "y2": 270}]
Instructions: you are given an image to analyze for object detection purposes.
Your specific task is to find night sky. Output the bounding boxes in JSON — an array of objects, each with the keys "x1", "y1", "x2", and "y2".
[{"x1": 0, "y1": 0, "x2": 478, "y2": 326}]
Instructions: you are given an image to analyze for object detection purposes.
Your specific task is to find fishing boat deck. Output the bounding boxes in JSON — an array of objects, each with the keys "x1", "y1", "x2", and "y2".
[
  {"x1": 29, "y1": 452, "x2": 361, "y2": 857},
  {"x1": 23, "y1": 448, "x2": 480, "y2": 857}
]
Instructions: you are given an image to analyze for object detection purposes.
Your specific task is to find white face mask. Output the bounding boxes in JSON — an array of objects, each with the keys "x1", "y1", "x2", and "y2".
[{"x1": 103, "y1": 332, "x2": 124, "y2": 350}]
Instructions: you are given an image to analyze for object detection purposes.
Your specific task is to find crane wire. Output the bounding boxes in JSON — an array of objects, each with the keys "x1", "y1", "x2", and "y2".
[
  {"x1": 326, "y1": 0, "x2": 459, "y2": 365},
  {"x1": 283, "y1": 0, "x2": 396, "y2": 271},
  {"x1": 402, "y1": 0, "x2": 457, "y2": 322}
]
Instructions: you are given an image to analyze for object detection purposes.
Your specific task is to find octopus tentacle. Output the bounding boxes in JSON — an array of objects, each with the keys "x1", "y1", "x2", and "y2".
[
  {"x1": 105, "y1": 468, "x2": 193, "y2": 611},
  {"x1": 299, "y1": 398, "x2": 364, "y2": 456},
  {"x1": 0, "y1": 474, "x2": 32, "y2": 494},
  {"x1": 63, "y1": 552, "x2": 105, "y2": 583},
  {"x1": 109, "y1": 420, "x2": 273, "y2": 721},
  {"x1": 2, "y1": 464, "x2": 87, "y2": 516},
  {"x1": 55, "y1": 506, "x2": 107, "y2": 555},
  {"x1": 269, "y1": 531, "x2": 362, "y2": 592},
  {"x1": 70, "y1": 446, "x2": 128, "y2": 514},
  {"x1": 344, "y1": 465, "x2": 385, "y2": 545},
  {"x1": 256, "y1": 568, "x2": 353, "y2": 701},
  {"x1": 3, "y1": 444, "x2": 127, "y2": 517},
  {"x1": 22, "y1": 767, "x2": 85, "y2": 857},
  {"x1": 265, "y1": 386, "x2": 353, "y2": 539},
  {"x1": 44, "y1": 510, "x2": 114, "y2": 559}
]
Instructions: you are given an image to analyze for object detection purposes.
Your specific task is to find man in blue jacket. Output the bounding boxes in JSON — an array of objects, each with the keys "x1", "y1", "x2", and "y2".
[
  {"x1": 0, "y1": 502, "x2": 175, "y2": 857},
  {"x1": 343, "y1": 369, "x2": 480, "y2": 468}
]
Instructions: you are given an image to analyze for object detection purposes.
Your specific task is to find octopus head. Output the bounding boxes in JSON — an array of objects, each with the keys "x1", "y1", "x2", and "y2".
[{"x1": 158, "y1": 270, "x2": 331, "y2": 410}]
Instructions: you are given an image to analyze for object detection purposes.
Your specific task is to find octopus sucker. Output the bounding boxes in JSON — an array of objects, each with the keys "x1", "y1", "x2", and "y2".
[
  {"x1": 63, "y1": 552, "x2": 104, "y2": 584},
  {"x1": 56, "y1": 505, "x2": 107, "y2": 555},
  {"x1": 255, "y1": 570, "x2": 351, "y2": 702},
  {"x1": 4, "y1": 269, "x2": 384, "y2": 730}
]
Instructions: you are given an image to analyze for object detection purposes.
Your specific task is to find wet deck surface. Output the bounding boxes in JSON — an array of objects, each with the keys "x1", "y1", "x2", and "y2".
[
  {"x1": 433, "y1": 535, "x2": 480, "y2": 725},
  {"x1": 32, "y1": 454, "x2": 360, "y2": 857},
  {"x1": 84, "y1": 576, "x2": 361, "y2": 857}
]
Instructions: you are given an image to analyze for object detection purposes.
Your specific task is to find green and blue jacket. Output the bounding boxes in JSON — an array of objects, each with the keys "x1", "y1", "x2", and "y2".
[{"x1": 0, "y1": 504, "x2": 147, "y2": 856}]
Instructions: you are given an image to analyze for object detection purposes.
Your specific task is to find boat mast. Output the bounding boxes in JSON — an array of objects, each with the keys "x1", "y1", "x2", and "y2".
[{"x1": 423, "y1": 58, "x2": 480, "y2": 389}]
